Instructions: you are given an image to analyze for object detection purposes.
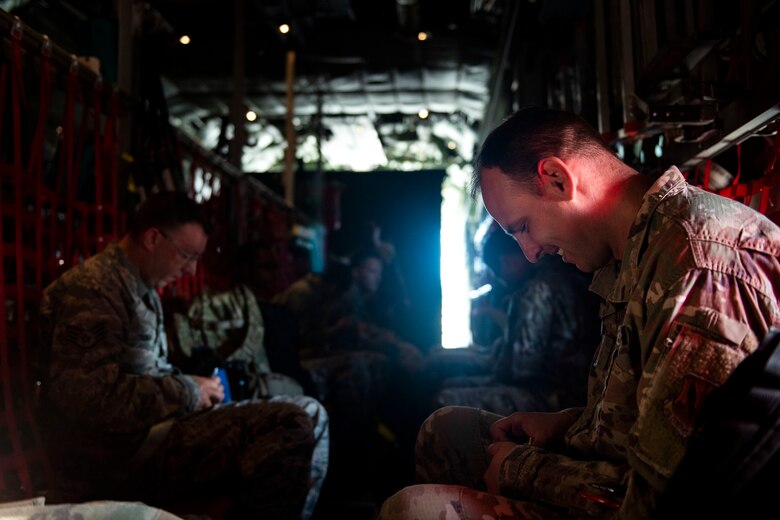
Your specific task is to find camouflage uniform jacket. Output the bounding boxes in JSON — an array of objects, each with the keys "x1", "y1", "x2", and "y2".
[
  {"x1": 174, "y1": 285, "x2": 307, "y2": 398},
  {"x1": 40, "y1": 243, "x2": 200, "y2": 463},
  {"x1": 273, "y1": 273, "x2": 324, "y2": 343},
  {"x1": 498, "y1": 167, "x2": 780, "y2": 518},
  {"x1": 174, "y1": 284, "x2": 272, "y2": 373},
  {"x1": 493, "y1": 259, "x2": 600, "y2": 409}
]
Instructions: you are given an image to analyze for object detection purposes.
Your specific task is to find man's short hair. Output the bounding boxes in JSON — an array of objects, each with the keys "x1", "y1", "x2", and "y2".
[
  {"x1": 351, "y1": 247, "x2": 383, "y2": 268},
  {"x1": 470, "y1": 106, "x2": 613, "y2": 197},
  {"x1": 127, "y1": 191, "x2": 211, "y2": 236}
]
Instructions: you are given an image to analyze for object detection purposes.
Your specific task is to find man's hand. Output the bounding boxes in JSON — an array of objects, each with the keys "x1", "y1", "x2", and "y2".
[
  {"x1": 191, "y1": 375, "x2": 225, "y2": 410},
  {"x1": 490, "y1": 410, "x2": 577, "y2": 447},
  {"x1": 484, "y1": 441, "x2": 518, "y2": 494}
]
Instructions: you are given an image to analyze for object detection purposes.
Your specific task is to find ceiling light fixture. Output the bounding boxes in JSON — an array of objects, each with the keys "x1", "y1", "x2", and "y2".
[
  {"x1": 246, "y1": 110, "x2": 257, "y2": 122},
  {"x1": 279, "y1": 24, "x2": 290, "y2": 34},
  {"x1": 418, "y1": 109, "x2": 429, "y2": 119},
  {"x1": 179, "y1": 35, "x2": 191, "y2": 45}
]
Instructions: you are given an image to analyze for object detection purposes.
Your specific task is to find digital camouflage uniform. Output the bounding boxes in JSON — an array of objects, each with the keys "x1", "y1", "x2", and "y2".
[
  {"x1": 0, "y1": 498, "x2": 184, "y2": 519},
  {"x1": 273, "y1": 272, "x2": 390, "y2": 428},
  {"x1": 324, "y1": 282, "x2": 425, "y2": 377},
  {"x1": 273, "y1": 273, "x2": 324, "y2": 348},
  {"x1": 431, "y1": 259, "x2": 600, "y2": 416},
  {"x1": 380, "y1": 167, "x2": 780, "y2": 519},
  {"x1": 40, "y1": 243, "x2": 329, "y2": 519},
  {"x1": 174, "y1": 284, "x2": 304, "y2": 397},
  {"x1": 178, "y1": 279, "x2": 389, "y2": 458}
]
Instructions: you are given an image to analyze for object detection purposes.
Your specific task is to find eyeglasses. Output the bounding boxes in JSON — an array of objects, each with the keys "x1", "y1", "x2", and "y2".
[{"x1": 158, "y1": 229, "x2": 203, "y2": 264}]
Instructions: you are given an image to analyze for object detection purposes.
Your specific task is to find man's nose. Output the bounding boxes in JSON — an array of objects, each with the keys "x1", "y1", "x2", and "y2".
[
  {"x1": 516, "y1": 235, "x2": 544, "y2": 263},
  {"x1": 184, "y1": 259, "x2": 198, "y2": 275}
]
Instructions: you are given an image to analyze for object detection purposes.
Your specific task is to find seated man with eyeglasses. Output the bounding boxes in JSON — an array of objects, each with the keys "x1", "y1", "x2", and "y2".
[{"x1": 39, "y1": 192, "x2": 329, "y2": 519}]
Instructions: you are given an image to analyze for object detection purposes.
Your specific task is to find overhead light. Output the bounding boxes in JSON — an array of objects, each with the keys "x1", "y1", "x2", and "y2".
[
  {"x1": 418, "y1": 109, "x2": 429, "y2": 119},
  {"x1": 279, "y1": 24, "x2": 290, "y2": 34},
  {"x1": 246, "y1": 110, "x2": 257, "y2": 122},
  {"x1": 417, "y1": 32, "x2": 429, "y2": 41},
  {"x1": 179, "y1": 35, "x2": 191, "y2": 45},
  {"x1": 447, "y1": 141, "x2": 457, "y2": 150}
]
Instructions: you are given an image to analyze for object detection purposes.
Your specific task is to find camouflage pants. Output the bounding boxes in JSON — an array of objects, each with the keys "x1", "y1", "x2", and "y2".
[
  {"x1": 255, "y1": 371, "x2": 305, "y2": 398},
  {"x1": 378, "y1": 406, "x2": 567, "y2": 520},
  {"x1": 0, "y1": 500, "x2": 184, "y2": 520},
  {"x1": 434, "y1": 383, "x2": 547, "y2": 417},
  {"x1": 302, "y1": 351, "x2": 387, "y2": 437},
  {"x1": 143, "y1": 395, "x2": 328, "y2": 520}
]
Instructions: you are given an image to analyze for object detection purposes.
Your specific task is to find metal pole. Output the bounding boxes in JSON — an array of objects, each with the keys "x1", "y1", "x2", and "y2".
[
  {"x1": 594, "y1": 0, "x2": 611, "y2": 134},
  {"x1": 228, "y1": 0, "x2": 246, "y2": 169},
  {"x1": 312, "y1": 89, "x2": 323, "y2": 222},
  {"x1": 283, "y1": 49, "x2": 297, "y2": 207},
  {"x1": 618, "y1": 0, "x2": 637, "y2": 125}
]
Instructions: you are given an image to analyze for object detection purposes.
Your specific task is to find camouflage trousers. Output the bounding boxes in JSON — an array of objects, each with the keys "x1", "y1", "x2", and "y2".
[
  {"x1": 0, "y1": 500, "x2": 183, "y2": 520},
  {"x1": 434, "y1": 382, "x2": 548, "y2": 417},
  {"x1": 378, "y1": 406, "x2": 567, "y2": 520},
  {"x1": 142, "y1": 395, "x2": 328, "y2": 520},
  {"x1": 302, "y1": 351, "x2": 387, "y2": 439}
]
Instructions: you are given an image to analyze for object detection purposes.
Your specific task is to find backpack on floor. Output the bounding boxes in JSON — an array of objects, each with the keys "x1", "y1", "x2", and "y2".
[{"x1": 656, "y1": 327, "x2": 780, "y2": 518}]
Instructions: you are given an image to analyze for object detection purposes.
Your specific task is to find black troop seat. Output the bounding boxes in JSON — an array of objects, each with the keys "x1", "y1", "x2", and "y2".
[{"x1": 656, "y1": 327, "x2": 780, "y2": 519}]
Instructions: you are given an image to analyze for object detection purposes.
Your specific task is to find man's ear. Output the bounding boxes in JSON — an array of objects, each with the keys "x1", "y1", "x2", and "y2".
[
  {"x1": 140, "y1": 228, "x2": 161, "y2": 252},
  {"x1": 536, "y1": 157, "x2": 574, "y2": 201}
]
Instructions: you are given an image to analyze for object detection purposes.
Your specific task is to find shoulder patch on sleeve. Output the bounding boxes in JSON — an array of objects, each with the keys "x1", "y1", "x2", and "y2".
[{"x1": 58, "y1": 322, "x2": 109, "y2": 349}]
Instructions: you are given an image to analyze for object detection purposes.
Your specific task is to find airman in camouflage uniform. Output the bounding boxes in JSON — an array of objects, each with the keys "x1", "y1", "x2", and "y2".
[
  {"x1": 380, "y1": 108, "x2": 780, "y2": 519},
  {"x1": 173, "y1": 284, "x2": 305, "y2": 398},
  {"x1": 429, "y1": 255, "x2": 600, "y2": 416},
  {"x1": 39, "y1": 193, "x2": 328, "y2": 519}
]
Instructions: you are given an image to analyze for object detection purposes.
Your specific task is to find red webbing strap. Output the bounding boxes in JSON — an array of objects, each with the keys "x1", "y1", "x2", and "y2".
[
  {"x1": 29, "y1": 45, "x2": 52, "y2": 294},
  {"x1": 77, "y1": 201, "x2": 90, "y2": 262},
  {"x1": 71, "y1": 83, "x2": 90, "y2": 263},
  {"x1": 10, "y1": 27, "x2": 23, "y2": 169},
  {"x1": 104, "y1": 92, "x2": 119, "y2": 240},
  {"x1": 758, "y1": 188, "x2": 770, "y2": 214},
  {"x1": 93, "y1": 79, "x2": 104, "y2": 250},
  {"x1": 175, "y1": 277, "x2": 187, "y2": 301},
  {"x1": 719, "y1": 144, "x2": 745, "y2": 202},
  {"x1": 63, "y1": 63, "x2": 81, "y2": 268},
  {"x1": 11, "y1": 18, "x2": 26, "y2": 375},
  {"x1": 20, "y1": 42, "x2": 55, "y2": 491},
  {"x1": 749, "y1": 183, "x2": 767, "y2": 210},
  {"x1": 0, "y1": 64, "x2": 7, "y2": 147},
  {"x1": 2, "y1": 25, "x2": 34, "y2": 496},
  {"x1": 0, "y1": 61, "x2": 7, "y2": 493},
  {"x1": 767, "y1": 128, "x2": 780, "y2": 177},
  {"x1": 760, "y1": 131, "x2": 780, "y2": 214},
  {"x1": 702, "y1": 159, "x2": 712, "y2": 191},
  {"x1": 745, "y1": 168, "x2": 779, "y2": 215},
  {"x1": 47, "y1": 72, "x2": 66, "y2": 274}
]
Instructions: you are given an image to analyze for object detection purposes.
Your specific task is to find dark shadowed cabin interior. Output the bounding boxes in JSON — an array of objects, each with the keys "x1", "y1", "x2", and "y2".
[{"x1": 0, "y1": 0, "x2": 778, "y2": 518}]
